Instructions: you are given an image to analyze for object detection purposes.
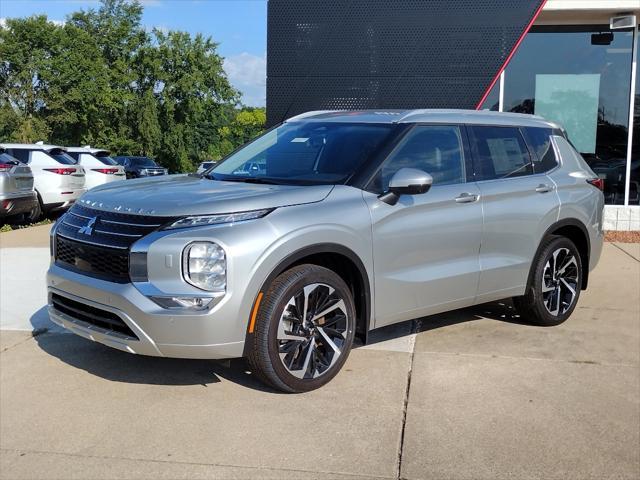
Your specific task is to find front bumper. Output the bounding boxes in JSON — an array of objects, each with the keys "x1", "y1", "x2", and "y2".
[
  {"x1": 0, "y1": 191, "x2": 37, "y2": 218},
  {"x1": 47, "y1": 264, "x2": 245, "y2": 359}
]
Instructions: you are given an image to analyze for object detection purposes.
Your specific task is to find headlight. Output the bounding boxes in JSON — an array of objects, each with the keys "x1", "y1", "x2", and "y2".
[
  {"x1": 183, "y1": 242, "x2": 226, "y2": 292},
  {"x1": 165, "y1": 208, "x2": 272, "y2": 230}
]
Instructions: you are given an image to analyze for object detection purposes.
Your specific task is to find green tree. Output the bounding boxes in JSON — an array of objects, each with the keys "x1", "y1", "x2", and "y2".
[{"x1": 0, "y1": 0, "x2": 264, "y2": 172}]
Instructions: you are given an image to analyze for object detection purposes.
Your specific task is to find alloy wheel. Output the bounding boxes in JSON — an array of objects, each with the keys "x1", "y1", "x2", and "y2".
[
  {"x1": 277, "y1": 283, "x2": 350, "y2": 379},
  {"x1": 542, "y1": 247, "x2": 579, "y2": 316}
]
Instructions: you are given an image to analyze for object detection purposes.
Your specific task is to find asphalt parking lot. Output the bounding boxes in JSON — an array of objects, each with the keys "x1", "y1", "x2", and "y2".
[{"x1": 1, "y1": 226, "x2": 639, "y2": 480}]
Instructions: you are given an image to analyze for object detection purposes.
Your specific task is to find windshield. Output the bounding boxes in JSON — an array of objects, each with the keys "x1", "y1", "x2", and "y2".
[
  {"x1": 48, "y1": 149, "x2": 76, "y2": 165},
  {"x1": 211, "y1": 122, "x2": 395, "y2": 185},
  {"x1": 131, "y1": 157, "x2": 158, "y2": 167}
]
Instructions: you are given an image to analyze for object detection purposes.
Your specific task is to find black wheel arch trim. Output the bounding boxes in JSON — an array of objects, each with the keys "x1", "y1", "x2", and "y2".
[
  {"x1": 530, "y1": 218, "x2": 591, "y2": 292},
  {"x1": 243, "y1": 243, "x2": 372, "y2": 355}
]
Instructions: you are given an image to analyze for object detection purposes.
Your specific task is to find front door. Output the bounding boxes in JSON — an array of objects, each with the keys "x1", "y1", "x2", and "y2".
[{"x1": 364, "y1": 125, "x2": 483, "y2": 328}]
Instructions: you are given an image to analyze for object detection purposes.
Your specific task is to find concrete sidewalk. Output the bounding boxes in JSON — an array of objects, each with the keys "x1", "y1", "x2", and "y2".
[{"x1": 0, "y1": 228, "x2": 638, "y2": 479}]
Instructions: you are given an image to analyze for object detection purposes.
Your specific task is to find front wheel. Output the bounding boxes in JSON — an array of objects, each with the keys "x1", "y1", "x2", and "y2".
[
  {"x1": 514, "y1": 235, "x2": 582, "y2": 326},
  {"x1": 247, "y1": 264, "x2": 356, "y2": 393}
]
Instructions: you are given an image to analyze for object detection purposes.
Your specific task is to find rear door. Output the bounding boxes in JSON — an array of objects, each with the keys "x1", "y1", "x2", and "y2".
[
  {"x1": 365, "y1": 124, "x2": 482, "y2": 327},
  {"x1": 468, "y1": 125, "x2": 560, "y2": 303}
]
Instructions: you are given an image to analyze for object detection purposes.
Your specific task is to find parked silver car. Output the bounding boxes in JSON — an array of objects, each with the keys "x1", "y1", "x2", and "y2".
[
  {"x1": 0, "y1": 148, "x2": 37, "y2": 222},
  {"x1": 46, "y1": 110, "x2": 604, "y2": 392}
]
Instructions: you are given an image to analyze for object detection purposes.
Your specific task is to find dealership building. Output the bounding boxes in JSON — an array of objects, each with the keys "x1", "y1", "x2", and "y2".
[
  {"x1": 267, "y1": 0, "x2": 640, "y2": 230},
  {"x1": 480, "y1": 0, "x2": 640, "y2": 230}
]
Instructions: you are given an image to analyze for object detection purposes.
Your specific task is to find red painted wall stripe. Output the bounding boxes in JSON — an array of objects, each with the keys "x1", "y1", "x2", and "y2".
[{"x1": 475, "y1": 0, "x2": 549, "y2": 110}]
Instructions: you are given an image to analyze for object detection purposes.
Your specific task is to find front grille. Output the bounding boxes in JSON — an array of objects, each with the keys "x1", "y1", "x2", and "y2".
[
  {"x1": 54, "y1": 203, "x2": 180, "y2": 283},
  {"x1": 57, "y1": 203, "x2": 178, "y2": 249},
  {"x1": 56, "y1": 236, "x2": 130, "y2": 282},
  {"x1": 51, "y1": 293, "x2": 138, "y2": 339}
]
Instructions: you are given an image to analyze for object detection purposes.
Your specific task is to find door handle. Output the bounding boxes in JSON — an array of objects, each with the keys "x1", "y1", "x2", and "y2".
[
  {"x1": 535, "y1": 184, "x2": 554, "y2": 193},
  {"x1": 454, "y1": 192, "x2": 479, "y2": 203}
]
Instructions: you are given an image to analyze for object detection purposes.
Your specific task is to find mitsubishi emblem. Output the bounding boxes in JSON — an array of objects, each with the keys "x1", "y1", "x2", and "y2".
[{"x1": 78, "y1": 216, "x2": 97, "y2": 235}]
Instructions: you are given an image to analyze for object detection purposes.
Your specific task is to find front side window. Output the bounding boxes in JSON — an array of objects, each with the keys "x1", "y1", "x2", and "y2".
[
  {"x1": 524, "y1": 127, "x2": 558, "y2": 173},
  {"x1": 212, "y1": 122, "x2": 395, "y2": 185},
  {"x1": 469, "y1": 126, "x2": 532, "y2": 180},
  {"x1": 370, "y1": 125, "x2": 466, "y2": 192}
]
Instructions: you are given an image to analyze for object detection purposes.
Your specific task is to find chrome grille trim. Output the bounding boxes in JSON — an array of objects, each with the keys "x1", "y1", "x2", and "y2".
[{"x1": 56, "y1": 232, "x2": 129, "y2": 250}]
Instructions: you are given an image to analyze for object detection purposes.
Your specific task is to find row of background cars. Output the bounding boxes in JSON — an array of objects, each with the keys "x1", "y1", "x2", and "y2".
[{"x1": 0, "y1": 142, "x2": 169, "y2": 225}]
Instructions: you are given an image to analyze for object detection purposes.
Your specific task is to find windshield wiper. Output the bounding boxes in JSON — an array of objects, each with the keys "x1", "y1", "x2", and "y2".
[{"x1": 221, "y1": 177, "x2": 281, "y2": 185}]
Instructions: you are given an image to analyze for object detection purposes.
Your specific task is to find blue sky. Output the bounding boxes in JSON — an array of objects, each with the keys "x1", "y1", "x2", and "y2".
[{"x1": 0, "y1": 0, "x2": 268, "y2": 106}]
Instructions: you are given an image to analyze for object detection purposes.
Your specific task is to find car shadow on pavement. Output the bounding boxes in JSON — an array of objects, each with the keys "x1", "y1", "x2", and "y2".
[
  {"x1": 358, "y1": 299, "x2": 531, "y2": 348},
  {"x1": 28, "y1": 306, "x2": 277, "y2": 392},
  {"x1": 29, "y1": 301, "x2": 529, "y2": 391}
]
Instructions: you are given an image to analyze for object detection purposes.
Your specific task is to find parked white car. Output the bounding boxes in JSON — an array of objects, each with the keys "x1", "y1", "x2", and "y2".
[
  {"x1": 0, "y1": 143, "x2": 86, "y2": 221},
  {"x1": 66, "y1": 147, "x2": 126, "y2": 190}
]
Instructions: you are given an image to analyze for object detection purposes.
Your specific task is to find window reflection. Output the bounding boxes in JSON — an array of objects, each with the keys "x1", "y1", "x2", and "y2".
[
  {"x1": 632, "y1": 29, "x2": 640, "y2": 205},
  {"x1": 501, "y1": 26, "x2": 633, "y2": 205}
]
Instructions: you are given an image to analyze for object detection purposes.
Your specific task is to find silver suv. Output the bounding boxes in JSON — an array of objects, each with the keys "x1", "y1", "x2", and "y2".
[{"x1": 47, "y1": 110, "x2": 604, "y2": 392}]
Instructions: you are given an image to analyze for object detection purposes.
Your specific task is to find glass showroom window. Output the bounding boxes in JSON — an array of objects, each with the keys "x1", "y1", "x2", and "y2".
[
  {"x1": 485, "y1": 26, "x2": 634, "y2": 205},
  {"x1": 631, "y1": 28, "x2": 639, "y2": 206}
]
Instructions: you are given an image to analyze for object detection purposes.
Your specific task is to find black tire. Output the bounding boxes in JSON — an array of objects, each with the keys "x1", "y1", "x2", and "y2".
[
  {"x1": 247, "y1": 264, "x2": 356, "y2": 393},
  {"x1": 25, "y1": 195, "x2": 43, "y2": 224},
  {"x1": 513, "y1": 235, "x2": 582, "y2": 326}
]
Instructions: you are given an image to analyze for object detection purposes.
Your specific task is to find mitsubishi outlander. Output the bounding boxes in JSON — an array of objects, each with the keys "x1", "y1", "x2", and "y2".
[{"x1": 47, "y1": 110, "x2": 604, "y2": 392}]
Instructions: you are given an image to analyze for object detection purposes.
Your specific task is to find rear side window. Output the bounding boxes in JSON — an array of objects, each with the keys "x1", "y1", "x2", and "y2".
[
  {"x1": 524, "y1": 127, "x2": 558, "y2": 173},
  {"x1": 469, "y1": 126, "x2": 533, "y2": 181},
  {"x1": 6, "y1": 149, "x2": 30, "y2": 163}
]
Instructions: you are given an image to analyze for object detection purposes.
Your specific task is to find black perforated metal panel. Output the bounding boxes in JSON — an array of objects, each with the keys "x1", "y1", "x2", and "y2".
[{"x1": 267, "y1": 0, "x2": 545, "y2": 126}]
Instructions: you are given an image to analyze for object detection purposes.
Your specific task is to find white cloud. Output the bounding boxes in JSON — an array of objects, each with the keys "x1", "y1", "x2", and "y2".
[{"x1": 224, "y1": 52, "x2": 266, "y2": 107}]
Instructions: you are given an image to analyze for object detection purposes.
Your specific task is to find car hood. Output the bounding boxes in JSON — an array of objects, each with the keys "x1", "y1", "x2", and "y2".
[{"x1": 78, "y1": 174, "x2": 334, "y2": 216}]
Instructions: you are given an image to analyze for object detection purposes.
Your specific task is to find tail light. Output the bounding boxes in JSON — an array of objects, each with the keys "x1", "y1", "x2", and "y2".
[
  {"x1": 0, "y1": 163, "x2": 14, "y2": 172},
  {"x1": 92, "y1": 168, "x2": 119, "y2": 175},
  {"x1": 587, "y1": 178, "x2": 604, "y2": 191},
  {"x1": 44, "y1": 168, "x2": 76, "y2": 175}
]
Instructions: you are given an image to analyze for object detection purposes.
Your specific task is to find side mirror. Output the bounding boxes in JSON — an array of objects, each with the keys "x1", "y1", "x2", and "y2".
[{"x1": 379, "y1": 168, "x2": 433, "y2": 205}]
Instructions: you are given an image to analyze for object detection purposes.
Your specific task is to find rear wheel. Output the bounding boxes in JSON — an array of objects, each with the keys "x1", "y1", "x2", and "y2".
[
  {"x1": 247, "y1": 264, "x2": 356, "y2": 393},
  {"x1": 514, "y1": 236, "x2": 582, "y2": 326},
  {"x1": 25, "y1": 195, "x2": 43, "y2": 224}
]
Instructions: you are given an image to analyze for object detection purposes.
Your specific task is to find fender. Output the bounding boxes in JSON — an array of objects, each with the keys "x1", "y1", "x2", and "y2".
[
  {"x1": 528, "y1": 218, "x2": 591, "y2": 292},
  {"x1": 243, "y1": 243, "x2": 372, "y2": 355}
]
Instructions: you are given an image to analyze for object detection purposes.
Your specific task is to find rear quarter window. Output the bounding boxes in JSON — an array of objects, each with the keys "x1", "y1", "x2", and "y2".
[{"x1": 524, "y1": 127, "x2": 558, "y2": 173}]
